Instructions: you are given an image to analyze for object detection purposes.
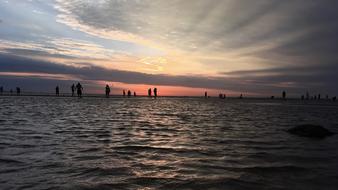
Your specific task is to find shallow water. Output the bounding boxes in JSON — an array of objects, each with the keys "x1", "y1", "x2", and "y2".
[{"x1": 0, "y1": 96, "x2": 338, "y2": 190}]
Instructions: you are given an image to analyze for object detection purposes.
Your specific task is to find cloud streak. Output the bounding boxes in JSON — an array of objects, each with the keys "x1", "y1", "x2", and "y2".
[{"x1": 0, "y1": 53, "x2": 337, "y2": 96}]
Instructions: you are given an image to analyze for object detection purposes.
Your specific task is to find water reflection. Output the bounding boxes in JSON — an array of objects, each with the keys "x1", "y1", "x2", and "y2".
[{"x1": 0, "y1": 97, "x2": 338, "y2": 189}]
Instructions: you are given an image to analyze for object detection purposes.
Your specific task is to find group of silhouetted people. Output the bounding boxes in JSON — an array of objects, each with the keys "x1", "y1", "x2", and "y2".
[
  {"x1": 148, "y1": 88, "x2": 158, "y2": 98},
  {"x1": 55, "y1": 83, "x2": 83, "y2": 98}
]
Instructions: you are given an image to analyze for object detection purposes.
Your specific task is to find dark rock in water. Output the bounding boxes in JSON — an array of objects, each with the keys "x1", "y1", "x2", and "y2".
[{"x1": 288, "y1": 124, "x2": 334, "y2": 138}]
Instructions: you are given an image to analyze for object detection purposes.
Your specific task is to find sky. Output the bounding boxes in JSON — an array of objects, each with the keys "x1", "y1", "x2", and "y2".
[{"x1": 0, "y1": 0, "x2": 337, "y2": 97}]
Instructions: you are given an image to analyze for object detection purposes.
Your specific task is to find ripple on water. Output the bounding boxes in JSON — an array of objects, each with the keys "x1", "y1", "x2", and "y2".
[{"x1": 0, "y1": 97, "x2": 338, "y2": 189}]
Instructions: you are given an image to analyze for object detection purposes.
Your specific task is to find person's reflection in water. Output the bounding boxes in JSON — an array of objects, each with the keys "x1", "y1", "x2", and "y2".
[
  {"x1": 105, "y1": 85, "x2": 110, "y2": 98},
  {"x1": 76, "y1": 82, "x2": 83, "y2": 98}
]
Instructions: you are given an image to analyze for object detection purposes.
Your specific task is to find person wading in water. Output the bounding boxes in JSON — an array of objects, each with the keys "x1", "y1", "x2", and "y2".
[{"x1": 76, "y1": 82, "x2": 83, "y2": 98}]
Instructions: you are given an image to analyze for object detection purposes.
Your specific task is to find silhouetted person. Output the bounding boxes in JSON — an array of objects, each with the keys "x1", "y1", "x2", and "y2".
[
  {"x1": 301, "y1": 95, "x2": 304, "y2": 100},
  {"x1": 271, "y1": 96, "x2": 275, "y2": 99},
  {"x1": 105, "y1": 85, "x2": 110, "y2": 98},
  {"x1": 154, "y1": 88, "x2": 158, "y2": 98},
  {"x1": 76, "y1": 82, "x2": 83, "y2": 98},
  {"x1": 223, "y1": 94, "x2": 226, "y2": 99},
  {"x1": 306, "y1": 91, "x2": 310, "y2": 100},
  {"x1": 282, "y1": 91, "x2": 286, "y2": 100},
  {"x1": 326, "y1": 95, "x2": 329, "y2": 100},
  {"x1": 205, "y1": 91, "x2": 208, "y2": 98},
  {"x1": 314, "y1": 95, "x2": 317, "y2": 100},
  {"x1": 219, "y1": 93, "x2": 223, "y2": 99},
  {"x1": 127, "y1": 90, "x2": 131, "y2": 97},
  {"x1": 0, "y1": 86, "x2": 3, "y2": 95},
  {"x1": 148, "y1": 88, "x2": 152, "y2": 97},
  {"x1": 71, "y1": 84, "x2": 75, "y2": 97},
  {"x1": 134, "y1": 92, "x2": 137, "y2": 97},
  {"x1": 16, "y1": 87, "x2": 21, "y2": 96},
  {"x1": 318, "y1": 94, "x2": 321, "y2": 100},
  {"x1": 333, "y1": 96, "x2": 337, "y2": 102},
  {"x1": 56, "y1": 86, "x2": 60, "y2": 96},
  {"x1": 240, "y1": 94, "x2": 243, "y2": 99}
]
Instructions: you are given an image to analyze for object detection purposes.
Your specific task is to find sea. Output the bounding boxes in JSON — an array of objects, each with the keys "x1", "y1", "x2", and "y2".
[{"x1": 0, "y1": 96, "x2": 338, "y2": 190}]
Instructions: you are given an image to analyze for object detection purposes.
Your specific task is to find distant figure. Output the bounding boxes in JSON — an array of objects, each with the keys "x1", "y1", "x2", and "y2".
[
  {"x1": 219, "y1": 93, "x2": 225, "y2": 99},
  {"x1": 0, "y1": 86, "x2": 3, "y2": 95},
  {"x1": 282, "y1": 91, "x2": 286, "y2": 100},
  {"x1": 223, "y1": 94, "x2": 226, "y2": 99},
  {"x1": 134, "y1": 92, "x2": 137, "y2": 97},
  {"x1": 326, "y1": 95, "x2": 329, "y2": 100},
  {"x1": 333, "y1": 96, "x2": 337, "y2": 102},
  {"x1": 205, "y1": 91, "x2": 208, "y2": 98},
  {"x1": 105, "y1": 84, "x2": 110, "y2": 98},
  {"x1": 318, "y1": 94, "x2": 321, "y2": 100},
  {"x1": 55, "y1": 86, "x2": 60, "y2": 96},
  {"x1": 16, "y1": 87, "x2": 21, "y2": 96},
  {"x1": 71, "y1": 84, "x2": 75, "y2": 97},
  {"x1": 154, "y1": 88, "x2": 158, "y2": 98},
  {"x1": 148, "y1": 88, "x2": 152, "y2": 97},
  {"x1": 314, "y1": 95, "x2": 317, "y2": 100},
  {"x1": 271, "y1": 96, "x2": 275, "y2": 99},
  {"x1": 123, "y1": 90, "x2": 126, "y2": 97},
  {"x1": 127, "y1": 90, "x2": 131, "y2": 97},
  {"x1": 240, "y1": 94, "x2": 243, "y2": 99},
  {"x1": 10, "y1": 89, "x2": 13, "y2": 95},
  {"x1": 76, "y1": 82, "x2": 83, "y2": 98},
  {"x1": 306, "y1": 91, "x2": 310, "y2": 100},
  {"x1": 301, "y1": 95, "x2": 304, "y2": 100}
]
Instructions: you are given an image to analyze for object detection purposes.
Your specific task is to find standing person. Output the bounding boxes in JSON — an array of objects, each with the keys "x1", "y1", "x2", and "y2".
[
  {"x1": 240, "y1": 94, "x2": 243, "y2": 99},
  {"x1": 16, "y1": 87, "x2": 21, "y2": 96},
  {"x1": 123, "y1": 90, "x2": 126, "y2": 97},
  {"x1": 0, "y1": 86, "x2": 3, "y2": 95},
  {"x1": 148, "y1": 88, "x2": 152, "y2": 97},
  {"x1": 71, "y1": 84, "x2": 75, "y2": 97},
  {"x1": 282, "y1": 91, "x2": 286, "y2": 100},
  {"x1": 56, "y1": 86, "x2": 59, "y2": 96},
  {"x1": 76, "y1": 82, "x2": 83, "y2": 98},
  {"x1": 205, "y1": 91, "x2": 208, "y2": 98},
  {"x1": 105, "y1": 84, "x2": 110, "y2": 98},
  {"x1": 154, "y1": 88, "x2": 158, "y2": 98},
  {"x1": 127, "y1": 90, "x2": 131, "y2": 97},
  {"x1": 134, "y1": 92, "x2": 137, "y2": 97}
]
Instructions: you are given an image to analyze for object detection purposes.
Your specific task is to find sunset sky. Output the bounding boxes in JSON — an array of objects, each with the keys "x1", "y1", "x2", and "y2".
[{"x1": 0, "y1": 0, "x2": 337, "y2": 96}]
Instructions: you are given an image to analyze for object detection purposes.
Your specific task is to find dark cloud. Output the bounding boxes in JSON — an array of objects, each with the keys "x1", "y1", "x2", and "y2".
[
  {"x1": 0, "y1": 53, "x2": 337, "y2": 96},
  {"x1": 3, "y1": 48, "x2": 76, "y2": 59}
]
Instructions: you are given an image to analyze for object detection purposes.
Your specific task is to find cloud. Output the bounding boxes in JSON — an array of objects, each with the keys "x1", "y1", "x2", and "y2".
[
  {"x1": 54, "y1": 0, "x2": 338, "y2": 70},
  {"x1": 0, "y1": 53, "x2": 337, "y2": 96}
]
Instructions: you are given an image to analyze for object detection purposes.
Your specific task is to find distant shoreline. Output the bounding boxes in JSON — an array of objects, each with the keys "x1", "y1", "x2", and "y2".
[{"x1": 0, "y1": 93, "x2": 337, "y2": 101}]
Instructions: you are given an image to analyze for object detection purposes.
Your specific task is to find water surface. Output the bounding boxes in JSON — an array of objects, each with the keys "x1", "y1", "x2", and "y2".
[{"x1": 0, "y1": 96, "x2": 338, "y2": 189}]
